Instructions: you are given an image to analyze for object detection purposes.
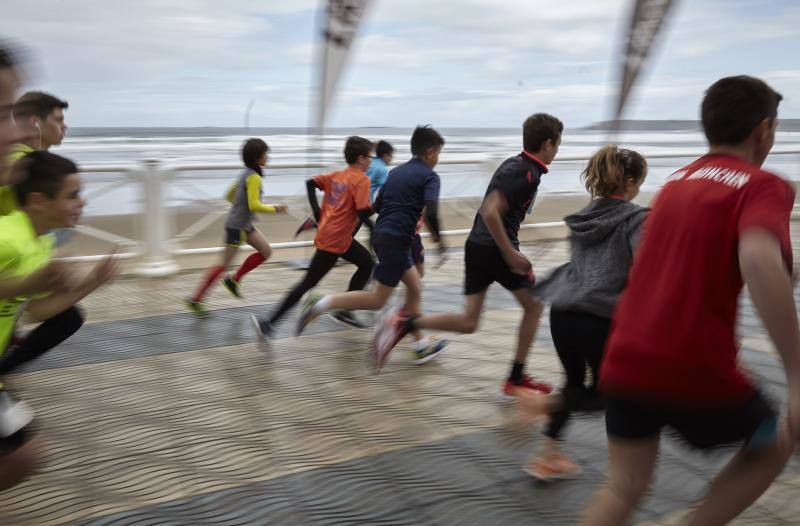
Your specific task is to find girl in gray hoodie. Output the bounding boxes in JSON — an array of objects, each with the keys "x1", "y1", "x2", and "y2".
[{"x1": 519, "y1": 145, "x2": 648, "y2": 481}]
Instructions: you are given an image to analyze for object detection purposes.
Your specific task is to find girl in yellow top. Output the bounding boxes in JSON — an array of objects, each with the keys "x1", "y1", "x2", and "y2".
[{"x1": 187, "y1": 138, "x2": 287, "y2": 316}]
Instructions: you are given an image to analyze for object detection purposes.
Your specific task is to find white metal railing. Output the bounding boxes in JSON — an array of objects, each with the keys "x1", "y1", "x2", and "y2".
[{"x1": 60, "y1": 150, "x2": 800, "y2": 276}]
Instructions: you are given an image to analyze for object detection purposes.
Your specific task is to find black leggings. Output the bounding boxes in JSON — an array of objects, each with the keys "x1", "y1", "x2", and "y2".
[
  {"x1": 545, "y1": 307, "x2": 611, "y2": 440},
  {"x1": 269, "y1": 241, "x2": 374, "y2": 325},
  {"x1": 0, "y1": 306, "x2": 84, "y2": 374}
]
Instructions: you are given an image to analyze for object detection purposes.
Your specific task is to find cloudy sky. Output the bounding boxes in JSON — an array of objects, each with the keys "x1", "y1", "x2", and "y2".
[{"x1": 3, "y1": 0, "x2": 799, "y2": 128}]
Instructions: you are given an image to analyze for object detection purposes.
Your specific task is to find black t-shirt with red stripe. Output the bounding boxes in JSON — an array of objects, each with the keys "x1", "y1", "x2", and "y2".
[{"x1": 468, "y1": 151, "x2": 548, "y2": 248}]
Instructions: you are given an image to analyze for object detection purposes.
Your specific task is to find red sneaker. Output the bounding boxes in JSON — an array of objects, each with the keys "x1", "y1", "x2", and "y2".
[
  {"x1": 370, "y1": 306, "x2": 410, "y2": 372},
  {"x1": 500, "y1": 374, "x2": 552, "y2": 400}
]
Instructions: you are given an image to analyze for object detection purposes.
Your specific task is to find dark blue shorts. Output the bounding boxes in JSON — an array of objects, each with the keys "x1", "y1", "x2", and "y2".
[{"x1": 373, "y1": 241, "x2": 413, "y2": 287}]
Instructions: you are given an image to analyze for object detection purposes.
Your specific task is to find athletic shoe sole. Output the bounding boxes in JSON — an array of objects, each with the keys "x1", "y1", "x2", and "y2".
[
  {"x1": 296, "y1": 295, "x2": 322, "y2": 336},
  {"x1": 329, "y1": 311, "x2": 365, "y2": 329},
  {"x1": 523, "y1": 463, "x2": 582, "y2": 482},
  {"x1": 414, "y1": 340, "x2": 448, "y2": 365}
]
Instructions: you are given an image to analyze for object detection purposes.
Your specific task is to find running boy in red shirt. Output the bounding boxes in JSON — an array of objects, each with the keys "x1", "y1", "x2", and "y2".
[
  {"x1": 250, "y1": 136, "x2": 375, "y2": 337},
  {"x1": 583, "y1": 76, "x2": 800, "y2": 525}
]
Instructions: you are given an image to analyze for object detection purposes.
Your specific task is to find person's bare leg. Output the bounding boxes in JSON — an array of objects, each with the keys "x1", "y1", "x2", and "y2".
[
  {"x1": 683, "y1": 425, "x2": 795, "y2": 526},
  {"x1": 582, "y1": 435, "x2": 660, "y2": 526},
  {"x1": 246, "y1": 229, "x2": 273, "y2": 260},
  {"x1": 400, "y1": 266, "x2": 426, "y2": 341},
  {"x1": 412, "y1": 291, "x2": 486, "y2": 334},
  {"x1": 326, "y1": 282, "x2": 395, "y2": 312},
  {"x1": 510, "y1": 288, "x2": 543, "y2": 364},
  {"x1": 0, "y1": 438, "x2": 40, "y2": 492}
]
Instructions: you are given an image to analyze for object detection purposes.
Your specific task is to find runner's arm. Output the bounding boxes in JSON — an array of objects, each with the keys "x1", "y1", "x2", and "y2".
[
  {"x1": 423, "y1": 200, "x2": 443, "y2": 244},
  {"x1": 479, "y1": 189, "x2": 516, "y2": 256},
  {"x1": 25, "y1": 254, "x2": 118, "y2": 321},
  {"x1": 356, "y1": 208, "x2": 375, "y2": 236},
  {"x1": 224, "y1": 182, "x2": 236, "y2": 203},
  {"x1": 479, "y1": 189, "x2": 530, "y2": 274},
  {"x1": 306, "y1": 178, "x2": 322, "y2": 222},
  {"x1": 740, "y1": 228, "x2": 800, "y2": 436},
  {"x1": 246, "y1": 174, "x2": 279, "y2": 214}
]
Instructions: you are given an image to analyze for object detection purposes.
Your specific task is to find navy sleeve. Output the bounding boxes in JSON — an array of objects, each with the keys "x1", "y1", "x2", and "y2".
[{"x1": 423, "y1": 171, "x2": 441, "y2": 203}]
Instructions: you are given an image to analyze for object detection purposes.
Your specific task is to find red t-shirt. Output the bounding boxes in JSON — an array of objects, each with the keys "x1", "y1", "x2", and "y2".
[
  {"x1": 313, "y1": 166, "x2": 371, "y2": 254},
  {"x1": 600, "y1": 154, "x2": 795, "y2": 406}
]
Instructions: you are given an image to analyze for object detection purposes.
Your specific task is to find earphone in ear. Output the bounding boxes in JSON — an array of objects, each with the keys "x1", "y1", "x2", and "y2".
[{"x1": 33, "y1": 121, "x2": 40, "y2": 130}]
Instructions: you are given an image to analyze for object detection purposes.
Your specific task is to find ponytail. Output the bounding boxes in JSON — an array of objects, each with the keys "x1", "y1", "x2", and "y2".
[{"x1": 581, "y1": 144, "x2": 647, "y2": 198}]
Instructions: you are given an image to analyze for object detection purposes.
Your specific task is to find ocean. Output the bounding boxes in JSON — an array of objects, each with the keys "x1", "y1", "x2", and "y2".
[{"x1": 56, "y1": 127, "x2": 800, "y2": 216}]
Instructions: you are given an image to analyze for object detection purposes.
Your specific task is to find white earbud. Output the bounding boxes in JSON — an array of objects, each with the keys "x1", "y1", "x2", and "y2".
[{"x1": 33, "y1": 121, "x2": 40, "y2": 130}]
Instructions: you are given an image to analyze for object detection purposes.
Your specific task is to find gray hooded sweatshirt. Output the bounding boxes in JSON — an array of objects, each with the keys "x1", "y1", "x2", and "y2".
[{"x1": 534, "y1": 198, "x2": 648, "y2": 319}]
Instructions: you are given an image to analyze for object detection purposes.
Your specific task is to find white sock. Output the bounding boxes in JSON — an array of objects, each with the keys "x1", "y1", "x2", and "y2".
[
  {"x1": 316, "y1": 295, "x2": 332, "y2": 313},
  {"x1": 414, "y1": 338, "x2": 429, "y2": 351}
]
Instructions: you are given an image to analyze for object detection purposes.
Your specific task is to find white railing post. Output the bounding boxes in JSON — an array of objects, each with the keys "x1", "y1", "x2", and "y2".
[{"x1": 134, "y1": 160, "x2": 179, "y2": 277}]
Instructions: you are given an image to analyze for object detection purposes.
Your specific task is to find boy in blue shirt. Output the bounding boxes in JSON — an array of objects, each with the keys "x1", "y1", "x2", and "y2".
[
  {"x1": 297, "y1": 127, "x2": 447, "y2": 370},
  {"x1": 367, "y1": 140, "x2": 393, "y2": 202}
]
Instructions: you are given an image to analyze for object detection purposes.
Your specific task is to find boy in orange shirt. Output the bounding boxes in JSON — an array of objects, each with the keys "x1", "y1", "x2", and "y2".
[{"x1": 251, "y1": 136, "x2": 376, "y2": 338}]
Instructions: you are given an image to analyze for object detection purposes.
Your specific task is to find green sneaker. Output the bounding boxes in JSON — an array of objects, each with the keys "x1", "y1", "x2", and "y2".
[
  {"x1": 222, "y1": 275, "x2": 242, "y2": 299},
  {"x1": 185, "y1": 298, "x2": 209, "y2": 318},
  {"x1": 296, "y1": 293, "x2": 323, "y2": 336}
]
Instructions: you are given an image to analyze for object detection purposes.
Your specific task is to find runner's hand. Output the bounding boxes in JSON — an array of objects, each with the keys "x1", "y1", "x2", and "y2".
[
  {"x1": 274, "y1": 204, "x2": 289, "y2": 214},
  {"x1": 26, "y1": 260, "x2": 72, "y2": 294},
  {"x1": 504, "y1": 249, "x2": 532, "y2": 276},
  {"x1": 87, "y1": 245, "x2": 120, "y2": 290}
]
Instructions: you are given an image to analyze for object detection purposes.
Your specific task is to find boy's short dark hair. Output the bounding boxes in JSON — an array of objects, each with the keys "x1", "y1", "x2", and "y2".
[
  {"x1": 13, "y1": 151, "x2": 78, "y2": 205},
  {"x1": 0, "y1": 42, "x2": 20, "y2": 70},
  {"x1": 375, "y1": 140, "x2": 394, "y2": 159},
  {"x1": 410, "y1": 125, "x2": 445, "y2": 157},
  {"x1": 344, "y1": 136, "x2": 374, "y2": 165},
  {"x1": 701, "y1": 75, "x2": 782, "y2": 146},
  {"x1": 522, "y1": 113, "x2": 563, "y2": 152},
  {"x1": 242, "y1": 138, "x2": 269, "y2": 170},
  {"x1": 13, "y1": 91, "x2": 68, "y2": 121}
]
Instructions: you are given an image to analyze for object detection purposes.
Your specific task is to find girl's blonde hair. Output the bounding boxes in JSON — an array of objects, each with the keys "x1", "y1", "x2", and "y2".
[{"x1": 581, "y1": 144, "x2": 647, "y2": 198}]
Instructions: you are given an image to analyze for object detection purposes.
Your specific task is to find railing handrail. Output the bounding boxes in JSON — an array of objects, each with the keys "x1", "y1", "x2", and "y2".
[
  {"x1": 74, "y1": 149, "x2": 800, "y2": 175},
  {"x1": 63, "y1": 150, "x2": 800, "y2": 275}
]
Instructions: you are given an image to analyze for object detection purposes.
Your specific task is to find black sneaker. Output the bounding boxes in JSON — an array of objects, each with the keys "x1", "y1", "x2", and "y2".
[
  {"x1": 223, "y1": 275, "x2": 242, "y2": 298},
  {"x1": 414, "y1": 339, "x2": 448, "y2": 365},
  {"x1": 250, "y1": 315, "x2": 274, "y2": 341},
  {"x1": 330, "y1": 310, "x2": 365, "y2": 329}
]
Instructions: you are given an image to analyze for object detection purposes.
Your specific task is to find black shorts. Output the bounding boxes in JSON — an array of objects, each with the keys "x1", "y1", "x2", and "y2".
[
  {"x1": 463, "y1": 240, "x2": 534, "y2": 295},
  {"x1": 224, "y1": 227, "x2": 253, "y2": 247},
  {"x1": 605, "y1": 390, "x2": 778, "y2": 450},
  {"x1": 373, "y1": 240, "x2": 413, "y2": 287},
  {"x1": 411, "y1": 233, "x2": 425, "y2": 266}
]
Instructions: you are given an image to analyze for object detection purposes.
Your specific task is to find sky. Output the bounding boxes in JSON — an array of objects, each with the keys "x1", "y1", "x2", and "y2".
[{"x1": 3, "y1": 0, "x2": 799, "y2": 128}]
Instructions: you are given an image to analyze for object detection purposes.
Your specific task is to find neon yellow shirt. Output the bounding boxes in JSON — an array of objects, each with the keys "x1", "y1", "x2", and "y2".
[
  {"x1": 0, "y1": 210, "x2": 54, "y2": 352},
  {"x1": 0, "y1": 143, "x2": 35, "y2": 215}
]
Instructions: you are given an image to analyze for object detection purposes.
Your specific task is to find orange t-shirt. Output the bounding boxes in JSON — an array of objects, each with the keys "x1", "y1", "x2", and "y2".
[{"x1": 313, "y1": 166, "x2": 371, "y2": 254}]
